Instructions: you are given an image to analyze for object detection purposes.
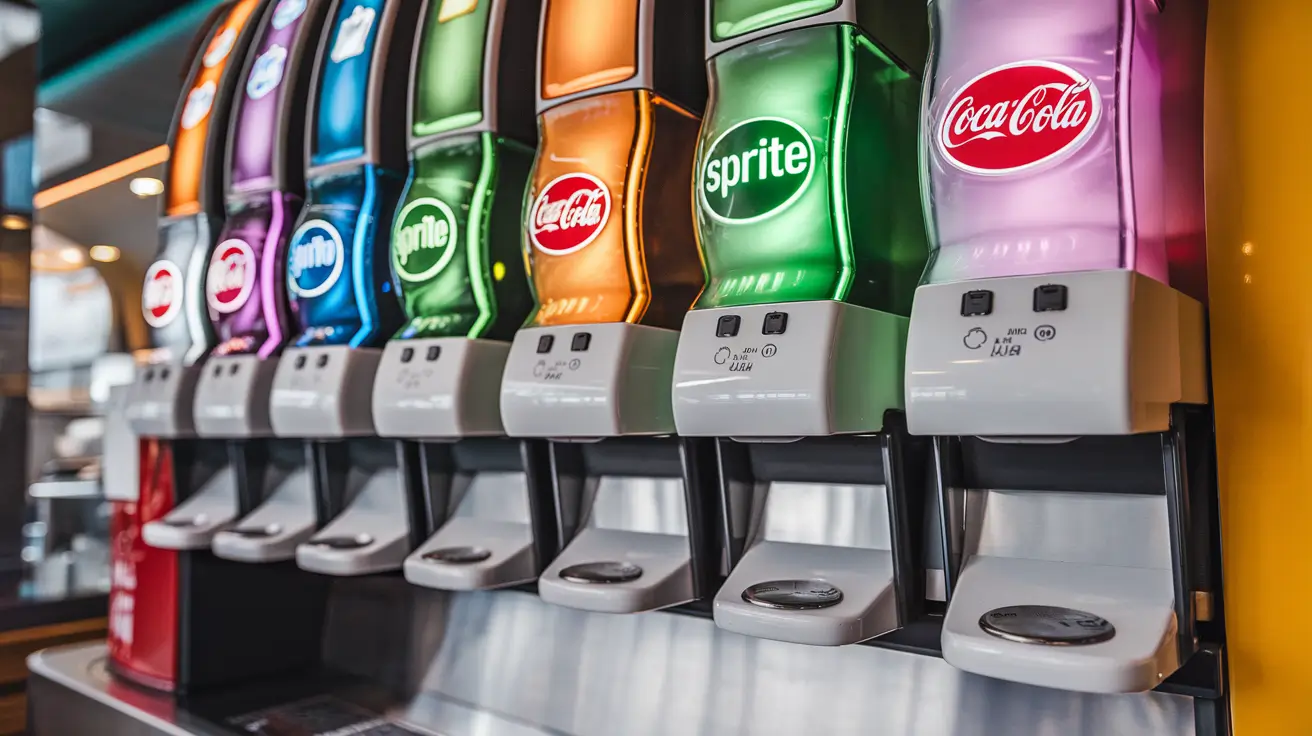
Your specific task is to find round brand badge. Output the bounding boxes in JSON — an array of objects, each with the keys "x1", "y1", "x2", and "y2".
[
  {"x1": 288, "y1": 220, "x2": 345, "y2": 299},
  {"x1": 393, "y1": 197, "x2": 459, "y2": 283},
  {"x1": 528, "y1": 173, "x2": 611, "y2": 256},
  {"x1": 206, "y1": 239, "x2": 256, "y2": 314},
  {"x1": 700, "y1": 116, "x2": 815, "y2": 224},
  {"x1": 938, "y1": 60, "x2": 1102, "y2": 176},
  {"x1": 142, "y1": 260, "x2": 184, "y2": 328}
]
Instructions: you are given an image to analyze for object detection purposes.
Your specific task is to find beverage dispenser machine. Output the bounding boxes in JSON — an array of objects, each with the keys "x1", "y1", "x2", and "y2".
[
  {"x1": 904, "y1": 0, "x2": 1215, "y2": 692},
  {"x1": 366, "y1": 0, "x2": 554, "y2": 592},
  {"x1": 499, "y1": 0, "x2": 715, "y2": 613},
  {"x1": 671, "y1": 1, "x2": 932, "y2": 646},
  {"x1": 116, "y1": 0, "x2": 326, "y2": 693},
  {"x1": 150, "y1": 0, "x2": 332, "y2": 553},
  {"x1": 266, "y1": 0, "x2": 422, "y2": 575}
]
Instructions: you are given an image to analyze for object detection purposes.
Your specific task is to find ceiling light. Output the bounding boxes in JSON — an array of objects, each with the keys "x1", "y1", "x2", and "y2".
[
  {"x1": 0, "y1": 215, "x2": 29, "y2": 230},
  {"x1": 58, "y1": 246, "x2": 85, "y2": 266},
  {"x1": 129, "y1": 177, "x2": 165, "y2": 198},
  {"x1": 89, "y1": 245, "x2": 120, "y2": 263}
]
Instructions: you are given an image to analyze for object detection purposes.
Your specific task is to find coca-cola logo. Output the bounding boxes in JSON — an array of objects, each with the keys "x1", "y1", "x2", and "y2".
[
  {"x1": 937, "y1": 61, "x2": 1101, "y2": 175},
  {"x1": 142, "y1": 260, "x2": 183, "y2": 328},
  {"x1": 206, "y1": 239, "x2": 256, "y2": 314},
  {"x1": 529, "y1": 173, "x2": 611, "y2": 256}
]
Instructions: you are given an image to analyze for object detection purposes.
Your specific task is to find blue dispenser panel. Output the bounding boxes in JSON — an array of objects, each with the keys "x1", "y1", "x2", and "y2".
[{"x1": 310, "y1": 0, "x2": 384, "y2": 167}]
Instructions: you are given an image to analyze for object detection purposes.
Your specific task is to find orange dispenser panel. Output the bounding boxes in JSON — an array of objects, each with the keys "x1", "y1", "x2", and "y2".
[
  {"x1": 525, "y1": 90, "x2": 702, "y2": 328},
  {"x1": 165, "y1": 0, "x2": 261, "y2": 216},
  {"x1": 540, "y1": 0, "x2": 640, "y2": 99}
]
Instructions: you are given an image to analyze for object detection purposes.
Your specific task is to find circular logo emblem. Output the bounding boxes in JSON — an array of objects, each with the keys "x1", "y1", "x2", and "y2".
[
  {"x1": 142, "y1": 260, "x2": 183, "y2": 328},
  {"x1": 206, "y1": 239, "x2": 256, "y2": 314},
  {"x1": 203, "y1": 28, "x2": 237, "y2": 68},
  {"x1": 288, "y1": 219, "x2": 345, "y2": 299},
  {"x1": 529, "y1": 173, "x2": 611, "y2": 256},
  {"x1": 938, "y1": 61, "x2": 1102, "y2": 176},
  {"x1": 700, "y1": 116, "x2": 815, "y2": 224},
  {"x1": 247, "y1": 44, "x2": 288, "y2": 101},
  {"x1": 181, "y1": 81, "x2": 216, "y2": 130},
  {"x1": 393, "y1": 197, "x2": 459, "y2": 283},
  {"x1": 272, "y1": 0, "x2": 308, "y2": 29}
]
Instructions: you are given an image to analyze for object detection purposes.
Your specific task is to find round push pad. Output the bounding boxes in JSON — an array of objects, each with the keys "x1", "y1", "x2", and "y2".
[
  {"x1": 558, "y1": 561, "x2": 643, "y2": 584},
  {"x1": 979, "y1": 605, "x2": 1115, "y2": 645},
  {"x1": 163, "y1": 516, "x2": 204, "y2": 528},
  {"x1": 228, "y1": 525, "x2": 281, "y2": 539},
  {"x1": 741, "y1": 580, "x2": 844, "y2": 610},
  {"x1": 422, "y1": 546, "x2": 492, "y2": 564},
  {"x1": 306, "y1": 534, "x2": 374, "y2": 550}
]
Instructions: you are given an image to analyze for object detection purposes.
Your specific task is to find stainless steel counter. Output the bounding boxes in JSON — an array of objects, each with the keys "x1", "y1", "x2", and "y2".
[{"x1": 30, "y1": 588, "x2": 1197, "y2": 735}]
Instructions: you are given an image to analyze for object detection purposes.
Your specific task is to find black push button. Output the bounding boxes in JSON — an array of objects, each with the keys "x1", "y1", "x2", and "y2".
[
  {"x1": 716, "y1": 314, "x2": 741, "y2": 338},
  {"x1": 316, "y1": 354, "x2": 329, "y2": 368},
  {"x1": 160, "y1": 368, "x2": 170, "y2": 381},
  {"x1": 229, "y1": 362, "x2": 239, "y2": 375},
  {"x1": 213, "y1": 365, "x2": 222, "y2": 378},
  {"x1": 426, "y1": 345, "x2": 441, "y2": 361},
  {"x1": 961, "y1": 290, "x2": 994, "y2": 317},
  {"x1": 762, "y1": 311, "x2": 788, "y2": 335},
  {"x1": 1033, "y1": 284, "x2": 1068, "y2": 312},
  {"x1": 401, "y1": 347, "x2": 414, "y2": 363},
  {"x1": 571, "y1": 332, "x2": 591, "y2": 352},
  {"x1": 145, "y1": 368, "x2": 155, "y2": 382},
  {"x1": 295, "y1": 355, "x2": 307, "y2": 369},
  {"x1": 536, "y1": 335, "x2": 554, "y2": 354}
]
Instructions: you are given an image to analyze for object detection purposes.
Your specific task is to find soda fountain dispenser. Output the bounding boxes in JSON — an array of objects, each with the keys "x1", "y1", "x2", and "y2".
[
  {"x1": 904, "y1": 0, "x2": 1214, "y2": 692},
  {"x1": 115, "y1": 0, "x2": 327, "y2": 693},
  {"x1": 499, "y1": 0, "x2": 715, "y2": 614},
  {"x1": 267, "y1": 0, "x2": 422, "y2": 576},
  {"x1": 671, "y1": 1, "x2": 932, "y2": 646},
  {"x1": 365, "y1": 0, "x2": 555, "y2": 592},
  {"x1": 148, "y1": 0, "x2": 332, "y2": 553}
]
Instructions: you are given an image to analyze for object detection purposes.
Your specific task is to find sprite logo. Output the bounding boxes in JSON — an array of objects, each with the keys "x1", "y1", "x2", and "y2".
[
  {"x1": 700, "y1": 116, "x2": 814, "y2": 224},
  {"x1": 393, "y1": 197, "x2": 459, "y2": 283}
]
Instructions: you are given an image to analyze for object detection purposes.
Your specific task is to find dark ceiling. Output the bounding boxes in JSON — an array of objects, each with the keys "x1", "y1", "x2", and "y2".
[{"x1": 32, "y1": 0, "x2": 195, "y2": 80}]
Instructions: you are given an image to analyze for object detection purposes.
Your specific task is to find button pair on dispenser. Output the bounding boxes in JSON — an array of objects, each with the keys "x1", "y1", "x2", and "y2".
[
  {"x1": 400, "y1": 346, "x2": 442, "y2": 363},
  {"x1": 715, "y1": 312, "x2": 789, "y2": 338},
  {"x1": 294, "y1": 354, "x2": 331, "y2": 369},
  {"x1": 535, "y1": 333, "x2": 592, "y2": 354},
  {"x1": 960, "y1": 285, "x2": 1068, "y2": 317}
]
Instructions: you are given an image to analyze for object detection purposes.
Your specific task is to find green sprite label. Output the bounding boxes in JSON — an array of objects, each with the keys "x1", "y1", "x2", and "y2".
[
  {"x1": 393, "y1": 197, "x2": 459, "y2": 283},
  {"x1": 699, "y1": 116, "x2": 814, "y2": 224}
]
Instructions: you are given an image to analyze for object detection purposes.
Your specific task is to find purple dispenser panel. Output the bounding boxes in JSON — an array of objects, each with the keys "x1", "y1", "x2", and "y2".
[
  {"x1": 230, "y1": 0, "x2": 313, "y2": 192},
  {"x1": 923, "y1": 0, "x2": 1167, "y2": 285},
  {"x1": 207, "y1": 192, "x2": 295, "y2": 358}
]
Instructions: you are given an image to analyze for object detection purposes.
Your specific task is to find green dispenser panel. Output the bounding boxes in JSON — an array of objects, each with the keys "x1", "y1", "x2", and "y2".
[{"x1": 693, "y1": 23, "x2": 927, "y2": 313}]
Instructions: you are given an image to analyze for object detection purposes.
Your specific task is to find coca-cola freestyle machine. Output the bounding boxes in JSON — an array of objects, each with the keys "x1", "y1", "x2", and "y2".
[
  {"x1": 267, "y1": 0, "x2": 422, "y2": 575},
  {"x1": 369, "y1": 0, "x2": 553, "y2": 592},
  {"x1": 905, "y1": 0, "x2": 1214, "y2": 693},
  {"x1": 671, "y1": 0, "x2": 931, "y2": 646},
  {"x1": 499, "y1": 0, "x2": 715, "y2": 614},
  {"x1": 150, "y1": 0, "x2": 333, "y2": 552}
]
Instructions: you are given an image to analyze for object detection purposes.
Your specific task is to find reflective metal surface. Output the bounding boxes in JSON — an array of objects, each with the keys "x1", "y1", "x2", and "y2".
[
  {"x1": 742, "y1": 580, "x2": 844, "y2": 610},
  {"x1": 452, "y1": 472, "x2": 531, "y2": 523},
  {"x1": 587, "y1": 476, "x2": 687, "y2": 534},
  {"x1": 32, "y1": 588, "x2": 1197, "y2": 736},
  {"x1": 558, "y1": 561, "x2": 644, "y2": 584},
  {"x1": 970, "y1": 490, "x2": 1170, "y2": 569},
  {"x1": 980, "y1": 605, "x2": 1117, "y2": 646},
  {"x1": 758, "y1": 482, "x2": 890, "y2": 549}
]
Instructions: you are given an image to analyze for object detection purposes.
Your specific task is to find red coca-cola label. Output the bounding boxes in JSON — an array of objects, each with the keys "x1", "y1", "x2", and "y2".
[
  {"x1": 206, "y1": 239, "x2": 255, "y2": 314},
  {"x1": 529, "y1": 173, "x2": 611, "y2": 255},
  {"x1": 142, "y1": 260, "x2": 183, "y2": 328},
  {"x1": 938, "y1": 61, "x2": 1101, "y2": 175}
]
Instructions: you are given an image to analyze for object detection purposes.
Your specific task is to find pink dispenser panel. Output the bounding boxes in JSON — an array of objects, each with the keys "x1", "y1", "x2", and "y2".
[{"x1": 923, "y1": 0, "x2": 1167, "y2": 285}]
